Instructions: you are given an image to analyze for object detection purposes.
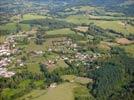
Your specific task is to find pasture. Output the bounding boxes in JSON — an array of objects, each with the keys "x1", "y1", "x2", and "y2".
[
  {"x1": 0, "y1": 23, "x2": 31, "y2": 32},
  {"x1": 22, "y1": 14, "x2": 46, "y2": 20},
  {"x1": 121, "y1": 44, "x2": 134, "y2": 57},
  {"x1": 65, "y1": 15, "x2": 134, "y2": 35},
  {"x1": 19, "y1": 83, "x2": 76, "y2": 100},
  {"x1": 61, "y1": 75, "x2": 93, "y2": 85},
  {"x1": 46, "y1": 28, "x2": 75, "y2": 35}
]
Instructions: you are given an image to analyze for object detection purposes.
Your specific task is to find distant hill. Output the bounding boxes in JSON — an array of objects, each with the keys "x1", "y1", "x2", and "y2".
[
  {"x1": 2, "y1": 0, "x2": 133, "y2": 6},
  {"x1": 1, "y1": 0, "x2": 134, "y2": 16}
]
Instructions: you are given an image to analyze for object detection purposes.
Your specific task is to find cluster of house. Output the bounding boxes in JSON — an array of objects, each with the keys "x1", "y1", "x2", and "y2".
[
  {"x1": 75, "y1": 52, "x2": 99, "y2": 61},
  {"x1": 0, "y1": 68, "x2": 15, "y2": 78},
  {"x1": 0, "y1": 41, "x2": 16, "y2": 78},
  {"x1": 51, "y1": 38, "x2": 74, "y2": 47},
  {"x1": 0, "y1": 58, "x2": 11, "y2": 67},
  {"x1": 47, "y1": 38, "x2": 101, "y2": 68},
  {"x1": 0, "y1": 42, "x2": 11, "y2": 56},
  {"x1": 50, "y1": 38, "x2": 78, "y2": 53}
]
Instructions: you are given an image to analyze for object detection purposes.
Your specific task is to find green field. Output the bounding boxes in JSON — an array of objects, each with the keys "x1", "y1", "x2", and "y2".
[
  {"x1": 23, "y1": 14, "x2": 46, "y2": 20},
  {"x1": 121, "y1": 44, "x2": 134, "y2": 57},
  {"x1": 34, "y1": 83, "x2": 75, "y2": 100},
  {"x1": 18, "y1": 82, "x2": 93, "y2": 100},
  {"x1": 78, "y1": 6, "x2": 96, "y2": 11},
  {"x1": 46, "y1": 28, "x2": 76, "y2": 35},
  {"x1": 27, "y1": 62, "x2": 42, "y2": 73},
  {"x1": 0, "y1": 23, "x2": 31, "y2": 32},
  {"x1": 0, "y1": 14, "x2": 46, "y2": 32},
  {"x1": 62, "y1": 75, "x2": 93, "y2": 85},
  {"x1": 65, "y1": 15, "x2": 134, "y2": 35},
  {"x1": 65, "y1": 15, "x2": 90, "y2": 25},
  {"x1": 18, "y1": 83, "x2": 76, "y2": 100},
  {"x1": 0, "y1": 23, "x2": 17, "y2": 31},
  {"x1": 93, "y1": 20, "x2": 134, "y2": 35},
  {"x1": 18, "y1": 89, "x2": 47, "y2": 100}
]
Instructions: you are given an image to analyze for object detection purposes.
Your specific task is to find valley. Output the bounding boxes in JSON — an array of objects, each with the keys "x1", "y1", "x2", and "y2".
[{"x1": 0, "y1": 0, "x2": 134, "y2": 100}]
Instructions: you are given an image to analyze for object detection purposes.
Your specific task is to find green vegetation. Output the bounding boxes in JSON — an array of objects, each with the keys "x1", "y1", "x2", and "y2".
[
  {"x1": 46, "y1": 28, "x2": 75, "y2": 35},
  {"x1": 65, "y1": 15, "x2": 134, "y2": 35},
  {"x1": 62, "y1": 75, "x2": 92, "y2": 85},
  {"x1": 33, "y1": 83, "x2": 75, "y2": 100},
  {"x1": 0, "y1": 23, "x2": 31, "y2": 32},
  {"x1": 22, "y1": 14, "x2": 46, "y2": 20},
  {"x1": 121, "y1": 44, "x2": 134, "y2": 57},
  {"x1": 0, "y1": 1, "x2": 134, "y2": 100}
]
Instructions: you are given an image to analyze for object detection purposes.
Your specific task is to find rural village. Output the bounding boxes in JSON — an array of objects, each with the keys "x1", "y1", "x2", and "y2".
[{"x1": 0, "y1": 0, "x2": 134, "y2": 100}]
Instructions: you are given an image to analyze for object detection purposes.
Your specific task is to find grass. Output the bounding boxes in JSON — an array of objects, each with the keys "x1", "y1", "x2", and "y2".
[
  {"x1": 75, "y1": 77, "x2": 93, "y2": 85},
  {"x1": 24, "y1": 40, "x2": 48, "y2": 51},
  {"x1": 19, "y1": 83, "x2": 76, "y2": 100},
  {"x1": 22, "y1": 14, "x2": 46, "y2": 20},
  {"x1": 27, "y1": 62, "x2": 41, "y2": 73},
  {"x1": 18, "y1": 89, "x2": 47, "y2": 100},
  {"x1": 61, "y1": 75, "x2": 76, "y2": 81},
  {"x1": 20, "y1": 24, "x2": 31, "y2": 31},
  {"x1": 97, "y1": 43, "x2": 111, "y2": 51},
  {"x1": 18, "y1": 82, "x2": 93, "y2": 100},
  {"x1": 34, "y1": 80, "x2": 44, "y2": 87},
  {"x1": 121, "y1": 44, "x2": 134, "y2": 57},
  {"x1": 46, "y1": 28, "x2": 75, "y2": 35},
  {"x1": 0, "y1": 22, "x2": 31, "y2": 32},
  {"x1": 73, "y1": 86, "x2": 94, "y2": 99},
  {"x1": 0, "y1": 23, "x2": 17, "y2": 31},
  {"x1": 1, "y1": 88, "x2": 18, "y2": 99},
  {"x1": 49, "y1": 60, "x2": 69, "y2": 72},
  {"x1": 33, "y1": 83, "x2": 77, "y2": 100},
  {"x1": 2, "y1": 80, "x2": 33, "y2": 100},
  {"x1": 1, "y1": 13, "x2": 45, "y2": 32},
  {"x1": 65, "y1": 15, "x2": 134, "y2": 35},
  {"x1": 93, "y1": 20, "x2": 134, "y2": 35},
  {"x1": 61, "y1": 75, "x2": 92, "y2": 85},
  {"x1": 24, "y1": 38, "x2": 69, "y2": 52},
  {"x1": 79, "y1": 6, "x2": 96, "y2": 11},
  {"x1": 65, "y1": 15, "x2": 90, "y2": 25}
]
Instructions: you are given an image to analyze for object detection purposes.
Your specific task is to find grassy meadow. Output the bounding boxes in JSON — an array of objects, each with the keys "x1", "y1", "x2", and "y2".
[
  {"x1": 18, "y1": 82, "x2": 91, "y2": 100},
  {"x1": 65, "y1": 15, "x2": 134, "y2": 35}
]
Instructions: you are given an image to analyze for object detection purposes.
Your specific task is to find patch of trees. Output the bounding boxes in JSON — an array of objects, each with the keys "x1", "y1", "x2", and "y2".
[
  {"x1": 0, "y1": 16, "x2": 10, "y2": 24},
  {"x1": 126, "y1": 34, "x2": 134, "y2": 40},
  {"x1": 46, "y1": 33, "x2": 87, "y2": 42},
  {"x1": 87, "y1": 47, "x2": 134, "y2": 100},
  {"x1": 0, "y1": 71, "x2": 44, "y2": 100},
  {"x1": 0, "y1": 30, "x2": 10, "y2": 36},
  {"x1": 126, "y1": 20, "x2": 134, "y2": 26},
  {"x1": 35, "y1": 29, "x2": 45, "y2": 45},
  {"x1": 39, "y1": 63, "x2": 62, "y2": 86},
  {"x1": 86, "y1": 23, "x2": 113, "y2": 38},
  {"x1": 110, "y1": 81, "x2": 134, "y2": 100},
  {"x1": 107, "y1": 29, "x2": 124, "y2": 37},
  {"x1": 88, "y1": 61, "x2": 125, "y2": 100},
  {"x1": 15, "y1": 37, "x2": 29, "y2": 45},
  {"x1": 21, "y1": 19, "x2": 76, "y2": 30}
]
